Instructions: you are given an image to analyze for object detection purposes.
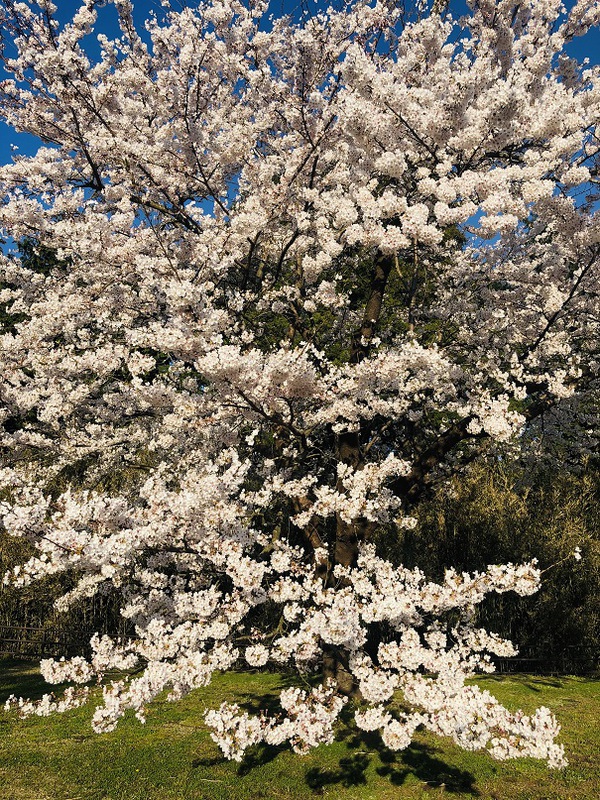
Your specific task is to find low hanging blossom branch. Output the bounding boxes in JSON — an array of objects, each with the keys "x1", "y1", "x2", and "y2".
[{"x1": 3, "y1": 539, "x2": 575, "y2": 769}]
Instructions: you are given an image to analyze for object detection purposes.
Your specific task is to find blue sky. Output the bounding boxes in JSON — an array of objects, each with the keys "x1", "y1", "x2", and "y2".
[{"x1": 1, "y1": 0, "x2": 599, "y2": 168}]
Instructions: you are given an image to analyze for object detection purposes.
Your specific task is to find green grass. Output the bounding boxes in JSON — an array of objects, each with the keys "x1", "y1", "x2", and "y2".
[{"x1": 0, "y1": 658, "x2": 598, "y2": 800}]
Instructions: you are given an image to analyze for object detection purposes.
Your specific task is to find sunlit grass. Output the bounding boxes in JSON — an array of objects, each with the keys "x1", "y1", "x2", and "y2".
[{"x1": 0, "y1": 658, "x2": 598, "y2": 800}]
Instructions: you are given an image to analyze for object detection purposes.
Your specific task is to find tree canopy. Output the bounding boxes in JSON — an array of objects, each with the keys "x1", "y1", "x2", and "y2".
[{"x1": 1, "y1": 0, "x2": 600, "y2": 768}]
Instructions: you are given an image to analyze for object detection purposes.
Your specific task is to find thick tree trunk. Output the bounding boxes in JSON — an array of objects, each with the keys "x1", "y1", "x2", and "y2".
[
  {"x1": 322, "y1": 252, "x2": 394, "y2": 695},
  {"x1": 322, "y1": 647, "x2": 357, "y2": 695}
]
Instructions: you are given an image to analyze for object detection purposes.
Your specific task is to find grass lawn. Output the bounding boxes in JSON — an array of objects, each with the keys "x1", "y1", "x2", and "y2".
[{"x1": 0, "y1": 658, "x2": 598, "y2": 800}]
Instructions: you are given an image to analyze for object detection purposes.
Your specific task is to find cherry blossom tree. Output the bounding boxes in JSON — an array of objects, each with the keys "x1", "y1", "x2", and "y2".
[{"x1": 1, "y1": 0, "x2": 599, "y2": 768}]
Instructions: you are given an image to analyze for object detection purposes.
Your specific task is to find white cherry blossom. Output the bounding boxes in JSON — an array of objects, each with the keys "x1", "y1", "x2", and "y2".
[{"x1": 1, "y1": 0, "x2": 598, "y2": 770}]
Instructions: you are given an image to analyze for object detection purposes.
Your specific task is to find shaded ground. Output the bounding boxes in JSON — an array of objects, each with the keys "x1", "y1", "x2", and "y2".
[{"x1": 0, "y1": 658, "x2": 598, "y2": 800}]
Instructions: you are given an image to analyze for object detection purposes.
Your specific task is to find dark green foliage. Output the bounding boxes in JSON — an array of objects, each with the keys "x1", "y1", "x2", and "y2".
[
  {"x1": 0, "y1": 529, "x2": 128, "y2": 656},
  {"x1": 1, "y1": 238, "x2": 70, "y2": 333},
  {"x1": 17, "y1": 238, "x2": 69, "y2": 277},
  {"x1": 389, "y1": 462, "x2": 600, "y2": 673}
]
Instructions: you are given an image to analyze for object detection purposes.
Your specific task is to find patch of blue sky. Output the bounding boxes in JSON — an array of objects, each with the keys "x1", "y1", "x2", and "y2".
[
  {"x1": 0, "y1": 0, "x2": 163, "y2": 164},
  {"x1": 2, "y1": 0, "x2": 598, "y2": 159},
  {"x1": 0, "y1": 0, "x2": 599, "y2": 246}
]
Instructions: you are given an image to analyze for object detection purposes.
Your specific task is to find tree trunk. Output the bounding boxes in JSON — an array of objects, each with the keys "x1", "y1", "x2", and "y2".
[{"x1": 321, "y1": 252, "x2": 394, "y2": 694}]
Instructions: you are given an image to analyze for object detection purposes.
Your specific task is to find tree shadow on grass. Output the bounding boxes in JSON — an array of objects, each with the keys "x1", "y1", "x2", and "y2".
[
  {"x1": 192, "y1": 739, "x2": 291, "y2": 776},
  {"x1": 237, "y1": 742, "x2": 288, "y2": 776},
  {"x1": 191, "y1": 756, "x2": 223, "y2": 769},
  {"x1": 375, "y1": 742, "x2": 480, "y2": 794},
  {"x1": 310, "y1": 711, "x2": 480, "y2": 796},
  {"x1": 304, "y1": 734, "x2": 479, "y2": 796},
  {"x1": 478, "y1": 674, "x2": 564, "y2": 690},
  {"x1": 190, "y1": 681, "x2": 299, "y2": 774},
  {"x1": 523, "y1": 677, "x2": 564, "y2": 691},
  {"x1": 193, "y1": 681, "x2": 479, "y2": 796},
  {"x1": 306, "y1": 752, "x2": 371, "y2": 791},
  {"x1": 0, "y1": 657, "x2": 56, "y2": 704}
]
